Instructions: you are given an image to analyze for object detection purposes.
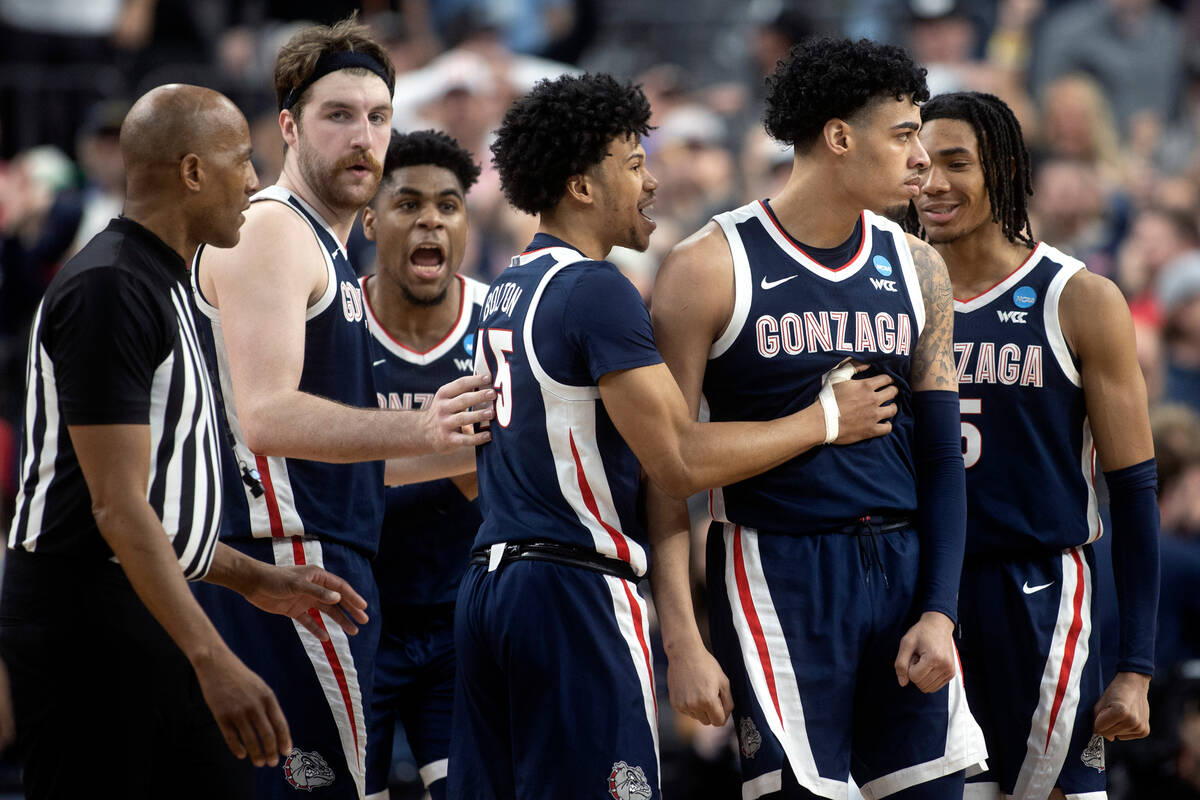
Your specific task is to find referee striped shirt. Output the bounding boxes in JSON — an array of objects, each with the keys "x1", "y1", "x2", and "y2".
[{"x1": 9, "y1": 217, "x2": 223, "y2": 579}]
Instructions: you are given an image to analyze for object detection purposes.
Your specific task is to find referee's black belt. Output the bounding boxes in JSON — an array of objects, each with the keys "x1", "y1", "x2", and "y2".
[{"x1": 470, "y1": 541, "x2": 640, "y2": 583}]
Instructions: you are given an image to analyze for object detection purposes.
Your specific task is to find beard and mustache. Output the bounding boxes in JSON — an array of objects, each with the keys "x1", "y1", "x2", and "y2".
[{"x1": 297, "y1": 144, "x2": 384, "y2": 213}]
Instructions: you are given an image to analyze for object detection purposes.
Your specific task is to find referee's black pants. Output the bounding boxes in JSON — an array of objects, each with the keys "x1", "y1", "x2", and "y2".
[{"x1": 0, "y1": 548, "x2": 253, "y2": 799}]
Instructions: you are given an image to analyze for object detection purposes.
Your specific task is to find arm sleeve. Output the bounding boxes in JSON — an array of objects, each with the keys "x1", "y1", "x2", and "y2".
[
  {"x1": 1104, "y1": 458, "x2": 1160, "y2": 675},
  {"x1": 563, "y1": 264, "x2": 663, "y2": 381},
  {"x1": 44, "y1": 268, "x2": 172, "y2": 426},
  {"x1": 912, "y1": 389, "x2": 966, "y2": 622}
]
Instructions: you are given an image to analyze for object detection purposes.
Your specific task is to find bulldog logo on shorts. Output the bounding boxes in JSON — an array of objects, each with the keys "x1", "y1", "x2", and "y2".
[
  {"x1": 1081, "y1": 735, "x2": 1106, "y2": 772},
  {"x1": 283, "y1": 748, "x2": 335, "y2": 791},
  {"x1": 607, "y1": 760, "x2": 652, "y2": 800},
  {"x1": 739, "y1": 716, "x2": 762, "y2": 759}
]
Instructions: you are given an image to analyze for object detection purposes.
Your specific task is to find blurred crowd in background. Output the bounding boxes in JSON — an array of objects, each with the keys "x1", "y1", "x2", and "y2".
[{"x1": 2, "y1": 0, "x2": 1200, "y2": 796}]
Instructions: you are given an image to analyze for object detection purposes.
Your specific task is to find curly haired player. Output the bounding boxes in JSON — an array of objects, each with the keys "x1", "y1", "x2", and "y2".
[
  {"x1": 449, "y1": 72, "x2": 899, "y2": 800},
  {"x1": 648, "y1": 38, "x2": 988, "y2": 799},
  {"x1": 912, "y1": 91, "x2": 1159, "y2": 800}
]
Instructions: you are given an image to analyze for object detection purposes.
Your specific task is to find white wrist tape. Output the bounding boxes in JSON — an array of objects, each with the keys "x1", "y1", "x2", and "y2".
[{"x1": 818, "y1": 357, "x2": 857, "y2": 444}]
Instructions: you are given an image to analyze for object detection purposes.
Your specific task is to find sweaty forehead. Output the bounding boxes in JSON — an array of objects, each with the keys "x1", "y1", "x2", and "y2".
[{"x1": 305, "y1": 69, "x2": 393, "y2": 108}]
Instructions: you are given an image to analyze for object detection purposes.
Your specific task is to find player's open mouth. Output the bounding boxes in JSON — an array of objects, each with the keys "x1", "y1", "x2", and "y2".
[
  {"x1": 639, "y1": 201, "x2": 656, "y2": 227},
  {"x1": 409, "y1": 244, "x2": 445, "y2": 277},
  {"x1": 348, "y1": 164, "x2": 372, "y2": 176}
]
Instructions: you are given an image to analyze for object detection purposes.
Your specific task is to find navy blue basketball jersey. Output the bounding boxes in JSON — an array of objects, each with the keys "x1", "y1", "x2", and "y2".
[
  {"x1": 193, "y1": 186, "x2": 385, "y2": 554},
  {"x1": 362, "y1": 273, "x2": 487, "y2": 607},
  {"x1": 703, "y1": 201, "x2": 924, "y2": 532},
  {"x1": 954, "y1": 243, "x2": 1099, "y2": 558},
  {"x1": 472, "y1": 234, "x2": 663, "y2": 576}
]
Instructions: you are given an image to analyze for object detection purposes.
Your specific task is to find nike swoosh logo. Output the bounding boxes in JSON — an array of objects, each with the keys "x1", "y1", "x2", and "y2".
[
  {"x1": 1022, "y1": 580, "x2": 1055, "y2": 595},
  {"x1": 760, "y1": 275, "x2": 799, "y2": 290},
  {"x1": 372, "y1": 358, "x2": 386, "y2": 366}
]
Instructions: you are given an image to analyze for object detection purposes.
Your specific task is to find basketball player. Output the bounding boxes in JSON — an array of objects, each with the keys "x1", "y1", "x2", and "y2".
[
  {"x1": 190, "y1": 18, "x2": 493, "y2": 800},
  {"x1": 450, "y1": 72, "x2": 900, "y2": 800},
  {"x1": 360, "y1": 129, "x2": 486, "y2": 800},
  {"x1": 649, "y1": 38, "x2": 988, "y2": 799},
  {"x1": 911, "y1": 91, "x2": 1159, "y2": 800}
]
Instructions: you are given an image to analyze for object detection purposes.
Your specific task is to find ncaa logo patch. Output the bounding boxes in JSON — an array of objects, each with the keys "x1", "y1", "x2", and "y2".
[
  {"x1": 463, "y1": 332, "x2": 475, "y2": 356},
  {"x1": 739, "y1": 716, "x2": 762, "y2": 759},
  {"x1": 1013, "y1": 286, "x2": 1037, "y2": 308},
  {"x1": 873, "y1": 255, "x2": 893, "y2": 277},
  {"x1": 1081, "y1": 735, "x2": 1105, "y2": 772},
  {"x1": 283, "y1": 748, "x2": 335, "y2": 791},
  {"x1": 607, "y1": 761, "x2": 653, "y2": 800}
]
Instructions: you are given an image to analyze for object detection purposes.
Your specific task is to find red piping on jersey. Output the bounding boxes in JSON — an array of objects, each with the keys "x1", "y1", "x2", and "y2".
[
  {"x1": 955, "y1": 243, "x2": 1042, "y2": 304},
  {"x1": 564, "y1": 430, "x2": 656, "y2": 711},
  {"x1": 759, "y1": 201, "x2": 866, "y2": 272},
  {"x1": 256, "y1": 455, "x2": 285, "y2": 537},
  {"x1": 1045, "y1": 547, "x2": 1086, "y2": 753},
  {"x1": 361, "y1": 274, "x2": 466, "y2": 356},
  {"x1": 567, "y1": 429, "x2": 632, "y2": 564},
  {"x1": 289, "y1": 537, "x2": 361, "y2": 759},
  {"x1": 621, "y1": 579, "x2": 658, "y2": 715},
  {"x1": 733, "y1": 526, "x2": 784, "y2": 727}
]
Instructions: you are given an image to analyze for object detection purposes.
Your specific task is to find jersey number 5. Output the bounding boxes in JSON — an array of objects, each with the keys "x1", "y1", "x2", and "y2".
[
  {"x1": 960, "y1": 397, "x2": 981, "y2": 468},
  {"x1": 487, "y1": 328, "x2": 515, "y2": 427}
]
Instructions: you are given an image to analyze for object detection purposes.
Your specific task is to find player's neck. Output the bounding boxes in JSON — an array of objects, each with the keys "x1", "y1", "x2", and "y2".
[
  {"x1": 537, "y1": 209, "x2": 612, "y2": 260},
  {"x1": 365, "y1": 271, "x2": 463, "y2": 352},
  {"x1": 933, "y1": 221, "x2": 1035, "y2": 300},
  {"x1": 276, "y1": 164, "x2": 360, "y2": 245},
  {"x1": 769, "y1": 167, "x2": 864, "y2": 248}
]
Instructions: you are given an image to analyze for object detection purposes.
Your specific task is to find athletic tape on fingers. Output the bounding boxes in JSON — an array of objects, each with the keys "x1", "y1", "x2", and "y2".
[{"x1": 818, "y1": 357, "x2": 856, "y2": 444}]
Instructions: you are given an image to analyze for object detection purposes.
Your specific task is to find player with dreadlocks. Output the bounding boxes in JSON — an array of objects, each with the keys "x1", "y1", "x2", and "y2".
[{"x1": 913, "y1": 91, "x2": 1160, "y2": 800}]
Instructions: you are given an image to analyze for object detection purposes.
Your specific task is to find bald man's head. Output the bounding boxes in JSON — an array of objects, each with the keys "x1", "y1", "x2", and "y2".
[
  {"x1": 121, "y1": 84, "x2": 247, "y2": 175},
  {"x1": 120, "y1": 84, "x2": 259, "y2": 251}
]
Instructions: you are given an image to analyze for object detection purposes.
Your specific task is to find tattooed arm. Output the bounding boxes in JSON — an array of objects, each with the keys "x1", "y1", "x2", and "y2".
[
  {"x1": 891, "y1": 234, "x2": 966, "y2": 694},
  {"x1": 909, "y1": 236, "x2": 958, "y2": 393}
]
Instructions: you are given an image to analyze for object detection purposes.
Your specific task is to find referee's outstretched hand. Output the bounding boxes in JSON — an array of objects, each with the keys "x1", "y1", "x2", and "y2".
[
  {"x1": 241, "y1": 563, "x2": 371, "y2": 640},
  {"x1": 194, "y1": 648, "x2": 292, "y2": 767}
]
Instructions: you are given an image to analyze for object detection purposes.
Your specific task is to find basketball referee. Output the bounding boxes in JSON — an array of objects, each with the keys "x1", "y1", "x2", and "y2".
[{"x1": 0, "y1": 84, "x2": 371, "y2": 800}]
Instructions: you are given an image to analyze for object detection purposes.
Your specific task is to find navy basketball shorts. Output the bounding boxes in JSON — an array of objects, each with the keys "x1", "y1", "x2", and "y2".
[
  {"x1": 447, "y1": 559, "x2": 659, "y2": 799},
  {"x1": 366, "y1": 603, "x2": 456, "y2": 800},
  {"x1": 958, "y1": 544, "x2": 1107, "y2": 800},
  {"x1": 194, "y1": 536, "x2": 380, "y2": 800},
  {"x1": 707, "y1": 523, "x2": 988, "y2": 799}
]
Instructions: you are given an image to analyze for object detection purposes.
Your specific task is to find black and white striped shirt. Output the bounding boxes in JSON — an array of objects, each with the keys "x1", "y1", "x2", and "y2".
[{"x1": 9, "y1": 217, "x2": 223, "y2": 579}]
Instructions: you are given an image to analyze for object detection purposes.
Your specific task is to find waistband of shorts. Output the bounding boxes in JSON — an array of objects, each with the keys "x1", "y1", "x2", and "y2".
[
  {"x1": 748, "y1": 515, "x2": 912, "y2": 537},
  {"x1": 470, "y1": 541, "x2": 639, "y2": 582}
]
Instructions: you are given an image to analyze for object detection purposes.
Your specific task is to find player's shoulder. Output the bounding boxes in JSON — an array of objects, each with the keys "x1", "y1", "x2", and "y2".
[
  {"x1": 1060, "y1": 262, "x2": 1124, "y2": 314},
  {"x1": 658, "y1": 219, "x2": 732, "y2": 283}
]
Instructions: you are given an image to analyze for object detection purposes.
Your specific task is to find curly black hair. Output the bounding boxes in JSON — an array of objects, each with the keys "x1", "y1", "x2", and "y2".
[
  {"x1": 764, "y1": 37, "x2": 929, "y2": 150},
  {"x1": 491, "y1": 73, "x2": 652, "y2": 214},
  {"x1": 375, "y1": 129, "x2": 481, "y2": 203},
  {"x1": 913, "y1": 92, "x2": 1035, "y2": 247}
]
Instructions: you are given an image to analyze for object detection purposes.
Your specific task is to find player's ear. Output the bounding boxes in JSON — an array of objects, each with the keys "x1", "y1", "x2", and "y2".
[
  {"x1": 279, "y1": 109, "x2": 300, "y2": 150},
  {"x1": 564, "y1": 173, "x2": 594, "y2": 206},
  {"x1": 362, "y1": 206, "x2": 377, "y2": 241},
  {"x1": 180, "y1": 153, "x2": 203, "y2": 192},
  {"x1": 823, "y1": 118, "x2": 851, "y2": 156}
]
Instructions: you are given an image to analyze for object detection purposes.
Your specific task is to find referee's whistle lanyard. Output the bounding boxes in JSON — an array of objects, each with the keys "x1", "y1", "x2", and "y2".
[{"x1": 856, "y1": 516, "x2": 890, "y2": 588}]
